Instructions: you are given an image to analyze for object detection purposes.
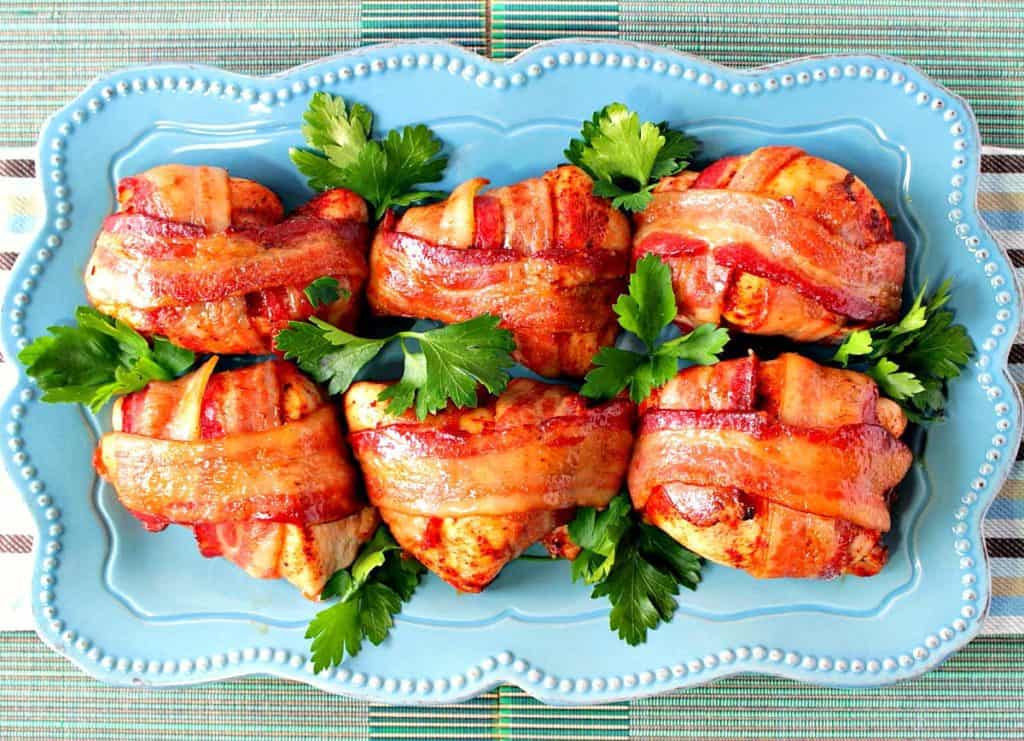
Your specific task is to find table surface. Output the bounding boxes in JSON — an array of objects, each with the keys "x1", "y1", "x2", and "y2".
[{"x1": 1, "y1": 2, "x2": 1023, "y2": 738}]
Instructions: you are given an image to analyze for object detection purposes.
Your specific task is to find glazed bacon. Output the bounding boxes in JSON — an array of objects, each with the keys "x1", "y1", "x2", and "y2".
[
  {"x1": 633, "y1": 147, "x2": 906, "y2": 342},
  {"x1": 368, "y1": 166, "x2": 632, "y2": 378},
  {"x1": 345, "y1": 379, "x2": 634, "y2": 591},
  {"x1": 628, "y1": 353, "x2": 913, "y2": 578},
  {"x1": 95, "y1": 358, "x2": 377, "y2": 598},
  {"x1": 85, "y1": 165, "x2": 369, "y2": 354}
]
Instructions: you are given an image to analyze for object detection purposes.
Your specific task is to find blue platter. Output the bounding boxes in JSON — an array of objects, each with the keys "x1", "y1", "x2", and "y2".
[{"x1": 3, "y1": 40, "x2": 1020, "y2": 704}]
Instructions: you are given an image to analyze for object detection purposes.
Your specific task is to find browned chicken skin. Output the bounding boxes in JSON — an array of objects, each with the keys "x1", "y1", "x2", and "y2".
[
  {"x1": 344, "y1": 379, "x2": 634, "y2": 591},
  {"x1": 629, "y1": 353, "x2": 913, "y2": 579},
  {"x1": 633, "y1": 147, "x2": 907, "y2": 342},
  {"x1": 85, "y1": 165, "x2": 369, "y2": 354},
  {"x1": 97, "y1": 358, "x2": 377, "y2": 598},
  {"x1": 368, "y1": 166, "x2": 632, "y2": 377}
]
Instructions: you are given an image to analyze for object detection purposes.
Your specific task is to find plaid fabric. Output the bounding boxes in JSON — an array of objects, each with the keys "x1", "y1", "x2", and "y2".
[{"x1": 1, "y1": 2, "x2": 1024, "y2": 736}]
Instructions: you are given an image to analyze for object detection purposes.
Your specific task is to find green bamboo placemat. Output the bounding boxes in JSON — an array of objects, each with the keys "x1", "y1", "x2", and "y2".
[
  {"x1": 2, "y1": 633, "x2": 1023, "y2": 739},
  {"x1": 0, "y1": 1, "x2": 1022, "y2": 147}
]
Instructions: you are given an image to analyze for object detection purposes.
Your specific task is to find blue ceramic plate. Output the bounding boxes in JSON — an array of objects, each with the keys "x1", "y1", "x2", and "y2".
[{"x1": 3, "y1": 40, "x2": 1020, "y2": 705}]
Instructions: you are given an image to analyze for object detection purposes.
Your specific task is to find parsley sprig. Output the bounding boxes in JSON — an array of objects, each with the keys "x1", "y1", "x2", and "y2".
[
  {"x1": 565, "y1": 103, "x2": 698, "y2": 212},
  {"x1": 832, "y1": 279, "x2": 974, "y2": 421},
  {"x1": 306, "y1": 527, "x2": 425, "y2": 673},
  {"x1": 581, "y1": 254, "x2": 730, "y2": 403},
  {"x1": 275, "y1": 314, "x2": 516, "y2": 419},
  {"x1": 290, "y1": 92, "x2": 449, "y2": 220},
  {"x1": 18, "y1": 307, "x2": 195, "y2": 412},
  {"x1": 569, "y1": 495, "x2": 702, "y2": 645},
  {"x1": 303, "y1": 276, "x2": 349, "y2": 309}
]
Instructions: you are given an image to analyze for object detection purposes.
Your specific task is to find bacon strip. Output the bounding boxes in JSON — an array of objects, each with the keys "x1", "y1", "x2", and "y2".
[
  {"x1": 643, "y1": 485, "x2": 887, "y2": 579},
  {"x1": 634, "y1": 146, "x2": 906, "y2": 342},
  {"x1": 89, "y1": 218, "x2": 367, "y2": 309},
  {"x1": 629, "y1": 354, "x2": 913, "y2": 579},
  {"x1": 632, "y1": 411, "x2": 905, "y2": 532},
  {"x1": 98, "y1": 406, "x2": 361, "y2": 525},
  {"x1": 368, "y1": 166, "x2": 631, "y2": 378},
  {"x1": 86, "y1": 165, "x2": 369, "y2": 354},
  {"x1": 345, "y1": 378, "x2": 634, "y2": 591},
  {"x1": 637, "y1": 190, "x2": 903, "y2": 322},
  {"x1": 350, "y1": 403, "x2": 633, "y2": 518}
]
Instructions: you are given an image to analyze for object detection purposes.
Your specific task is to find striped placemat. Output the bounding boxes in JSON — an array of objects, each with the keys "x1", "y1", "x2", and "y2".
[{"x1": 1, "y1": 2, "x2": 1022, "y2": 149}]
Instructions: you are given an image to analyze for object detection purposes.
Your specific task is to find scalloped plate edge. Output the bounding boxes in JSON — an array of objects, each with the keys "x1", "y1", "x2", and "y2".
[{"x1": 1, "y1": 39, "x2": 1021, "y2": 705}]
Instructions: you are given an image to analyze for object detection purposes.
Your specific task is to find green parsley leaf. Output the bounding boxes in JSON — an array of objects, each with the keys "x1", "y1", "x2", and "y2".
[
  {"x1": 658, "y1": 323, "x2": 731, "y2": 365},
  {"x1": 593, "y1": 531, "x2": 679, "y2": 646},
  {"x1": 290, "y1": 92, "x2": 449, "y2": 220},
  {"x1": 306, "y1": 526, "x2": 425, "y2": 673},
  {"x1": 565, "y1": 103, "x2": 698, "y2": 212},
  {"x1": 830, "y1": 278, "x2": 974, "y2": 420},
  {"x1": 579, "y1": 347, "x2": 647, "y2": 401},
  {"x1": 275, "y1": 314, "x2": 516, "y2": 420},
  {"x1": 832, "y1": 329, "x2": 873, "y2": 366},
  {"x1": 303, "y1": 276, "x2": 349, "y2": 309},
  {"x1": 614, "y1": 254, "x2": 677, "y2": 348},
  {"x1": 318, "y1": 336, "x2": 390, "y2": 396},
  {"x1": 17, "y1": 306, "x2": 195, "y2": 412},
  {"x1": 568, "y1": 495, "x2": 632, "y2": 584},
  {"x1": 565, "y1": 495, "x2": 702, "y2": 646},
  {"x1": 273, "y1": 319, "x2": 336, "y2": 375},
  {"x1": 581, "y1": 255, "x2": 729, "y2": 403},
  {"x1": 299, "y1": 92, "x2": 371, "y2": 159},
  {"x1": 868, "y1": 358, "x2": 925, "y2": 400}
]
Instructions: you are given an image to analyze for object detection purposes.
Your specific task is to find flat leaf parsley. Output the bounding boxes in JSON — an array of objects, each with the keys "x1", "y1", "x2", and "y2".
[
  {"x1": 290, "y1": 92, "x2": 449, "y2": 220},
  {"x1": 276, "y1": 314, "x2": 516, "y2": 419},
  {"x1": 306, "y1": 527, "x2": 425, "y2": 672},
  {"x1": 18, "y1": 306, "x2": 195, "y2": 412},
  {"x1": 568, "y1": 494, "x2": 702, "y2": 645},
  {"x1": 303, "y1": 276, "x2": 349, "y2": 309},
  {"x1": 565, "y1": 103, "x2": 699, "y2": 212},
  {"x1": 832, "y1": 279, "x2": 974, "y2": 421},
  {"x1": 580, "y1": 254, "x2": 729, "y2": 403}
]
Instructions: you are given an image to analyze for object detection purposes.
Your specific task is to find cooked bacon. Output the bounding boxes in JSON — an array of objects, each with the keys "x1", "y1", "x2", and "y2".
[
  {"x1": 192, "y1": 509, "x2": 379, "y2": 599},
  {"x1": 367, "y1": 166, "x2": 631, "y2": 377},
  {"x1": 86, "y1": 165, "x2": 369, "y2": 354},
  {"x1": 97, "y1": 358, "x2": 376, "y2": 597},
  {"x1": 628, "y1": 353, "x2": 912, "y2": 578},
  {"x1": 633, "y1": 146, "x2": 906, "y2": 342},
  {"x1": 345, "y1": 378, "x2": 634, "y2": 591}
]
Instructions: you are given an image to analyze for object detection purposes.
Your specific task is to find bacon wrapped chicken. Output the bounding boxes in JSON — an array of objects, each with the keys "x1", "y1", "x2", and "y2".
[
  {"x1": 95, "y1": 358, "x2": 378, "y2": 598},
  {"x1": 633, "y1": 146, "x2": 906, "y2": 342},
  {"x1": 85, "y1": 164, "x2": 369, "y2": 354},
  {"x1": 368, "y1": 166, "x2": 632, "y2": 378},
  {"x1": 628, "y1": 353, "x2": 913, "y2": 578},
  {"x1": 344, "y1": 378, "x2": 634, "y2": 591}
]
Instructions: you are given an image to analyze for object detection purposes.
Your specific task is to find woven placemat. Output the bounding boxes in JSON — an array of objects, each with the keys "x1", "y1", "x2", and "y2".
[
  {"x1": 2, "y1": 633, "x2": 1023, "y2": 739},
  {"x1": 1, "y1": 1, "x2": 1022, "y2": 148}
]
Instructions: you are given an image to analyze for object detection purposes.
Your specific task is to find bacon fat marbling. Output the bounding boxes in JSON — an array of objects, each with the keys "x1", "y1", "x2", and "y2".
[
  {"x1": 85, "y1": 165, "x2": 369, "y2": 354},
  {"x1": 345, "y1": 378, "x2": 634, "y2": 591},
  {"x1": 367, "y1": 166, "x2": 631, "y2": 377},
  {"x1": 628, "y1": 353, "x2": 913, "y2": 578},
  {"x1": 96, "y1": 358, "x2": 377, "y2": 598},
  {"x1": 633, "y1": 147, "x2": 906, "y2": 342}
]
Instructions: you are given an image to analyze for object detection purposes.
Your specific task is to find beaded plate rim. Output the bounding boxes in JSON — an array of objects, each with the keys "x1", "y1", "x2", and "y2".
[{"x1": 2, "y1": 39, "x2": 1021, "y2": 705}]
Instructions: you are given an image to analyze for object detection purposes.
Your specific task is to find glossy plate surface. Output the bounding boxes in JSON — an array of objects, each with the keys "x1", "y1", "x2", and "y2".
[{"x1": 3, "y1": 40, "x2": 1020, "y2": 704}]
